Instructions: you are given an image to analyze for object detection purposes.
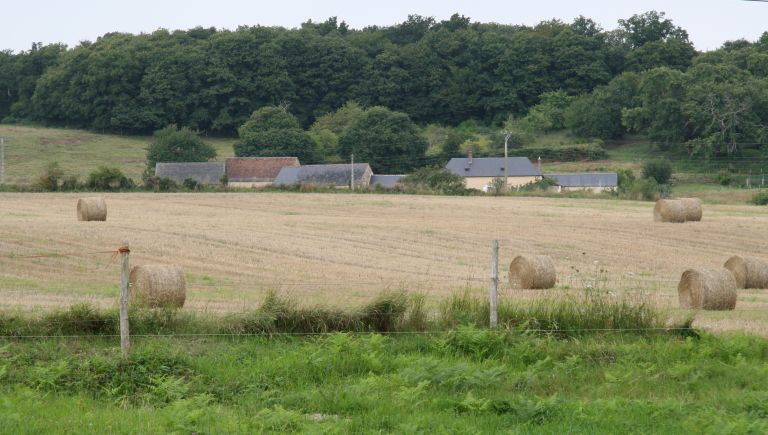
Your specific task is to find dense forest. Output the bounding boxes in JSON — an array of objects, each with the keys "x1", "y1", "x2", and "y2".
[{"x1": 0, "y1": 11, "x2": 767, "y2": 160}]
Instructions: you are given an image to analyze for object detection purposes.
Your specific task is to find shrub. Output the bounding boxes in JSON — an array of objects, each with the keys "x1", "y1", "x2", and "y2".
[
  {"x1": 641, "y1": 160, "x2": 672, "y2": 184},
  {"x1": 144, "y1": 176, "x2": 178, "y2": 192},
  {"x1": 36, "y1": 162, "x2": 65, "y2": 191},
  {"x1": 750, "y1": 191, "x2": 768, "y2": 205},
  {"x1": 399, "y1": 166, "x2": 467, "y2": 195},
  {"x1": 519, "y1": 177, "x2": 559, "y2": 192},
  {"x1": 146, "y1": 125, "x2": 216, "y2": 172},
  {"x1": 717, "y1": 170, "x2": 733, "y2": 186},
  {"x1": 86, "y1": 166, "x2": 133, "y2": 191},
  {"x1": 182, "y1": 178, "x2": 199, "y2": 191}
]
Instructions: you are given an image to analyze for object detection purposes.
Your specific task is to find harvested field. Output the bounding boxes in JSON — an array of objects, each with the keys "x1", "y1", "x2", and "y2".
[{"x1": 1, "y1": 192, "x2": 768, "y2": 334}]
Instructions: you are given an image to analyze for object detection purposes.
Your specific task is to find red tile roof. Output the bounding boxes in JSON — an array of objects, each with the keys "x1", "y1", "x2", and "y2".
[{"x1": 225, "y1": 157, "x2": 300, "y2": 181}]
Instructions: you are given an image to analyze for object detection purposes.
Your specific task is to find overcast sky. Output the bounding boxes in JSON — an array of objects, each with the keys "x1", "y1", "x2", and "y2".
[{"x1": 2, "y1": 0, "x2": 767, "y2": 53}]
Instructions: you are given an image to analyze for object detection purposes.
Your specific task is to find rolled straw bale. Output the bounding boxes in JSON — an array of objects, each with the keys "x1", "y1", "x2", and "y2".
[
  {"x1": 509, "y1": 255, "x2": 556, "y2": 289},
  {"x1": 678, "y1": 268, "x2": 737, "y2": 310},
  {"x1": 129, "y1": 265, "x2": 186, "y2": 308},
  {"x1": 76, "y1": 197, "x2": 107, "y2": 221},
  {"x1": 724, "y1": 255, "x2": 768, "y2": 289},
  {"x1": 653, "y1": 199, "x2": 686, "y2": 223},
  {"x1": 680, "y1": 197, "x2": 703, "y2": 222}
]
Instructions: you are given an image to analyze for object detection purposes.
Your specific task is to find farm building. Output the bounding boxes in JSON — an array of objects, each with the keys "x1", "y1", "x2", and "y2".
[
  {"x1": 370, "y1": 175, "x2": 404, "y2": 188},
  {"x1": 545, "y1": 172, "x2": 618, "y2": 193},
  {"x1": 155, "y1": 162, "x2": 226, "y2": 185},
  {"x1": 445, "y1": 154, "x2": 541, "y2": 190},
  {"x1": 274, "y1": 163, "x2": 373, "y2": 188},
  {"x1": 225, "y1": 157, "x2": 300, "y2": 188}
]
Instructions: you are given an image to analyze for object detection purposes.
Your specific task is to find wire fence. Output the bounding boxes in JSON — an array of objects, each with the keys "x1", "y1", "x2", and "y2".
[{"x1": 1, "y1": 234, "x2": 767, "y2": 347}]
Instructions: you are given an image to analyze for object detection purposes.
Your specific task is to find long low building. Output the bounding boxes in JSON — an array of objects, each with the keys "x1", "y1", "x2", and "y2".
[
  {"x1": 545, "y1": 172, "x2": 618, "y2": 192},
  {"x1": 225, "y1": 157, "x2": 300, "y2": 188},
  {"x1": 155, "y1": 162, "x2": 226, "y2": 185},
  {"x1": 274, "y1": 163, "x2": 373, "y2": 188}
]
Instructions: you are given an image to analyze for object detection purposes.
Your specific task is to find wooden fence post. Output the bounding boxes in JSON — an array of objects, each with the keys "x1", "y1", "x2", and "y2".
[
  {"x1": 490, "y1": 240, "x2": 499, "y2": 328},
  {"x1": 119, "y1": 241, "x2": 130, "y2": 358}
]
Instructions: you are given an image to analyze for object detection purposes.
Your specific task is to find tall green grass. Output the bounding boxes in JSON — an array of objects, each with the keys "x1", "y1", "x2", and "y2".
[{"x1": 0, "y1": 288, "x2": 668, "y2": 338}]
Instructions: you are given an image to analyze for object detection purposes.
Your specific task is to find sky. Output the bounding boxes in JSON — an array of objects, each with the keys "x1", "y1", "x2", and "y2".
[{"x1": 2, "y1": 0, "x2": 767, "y2": 53}]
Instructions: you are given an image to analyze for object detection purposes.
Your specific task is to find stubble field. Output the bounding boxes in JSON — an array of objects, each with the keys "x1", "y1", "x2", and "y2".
[{"x1": 1, "y1": 192, "x2": 767, "y2": 334}]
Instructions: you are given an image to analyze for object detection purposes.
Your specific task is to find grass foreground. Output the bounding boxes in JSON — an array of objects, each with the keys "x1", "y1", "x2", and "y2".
[
  {"x1": 0, "y1": 291, "x2": 767, "y2": 433},
  {"x1": 2, "y1": 330, "x2": 768, "y2": 433}
]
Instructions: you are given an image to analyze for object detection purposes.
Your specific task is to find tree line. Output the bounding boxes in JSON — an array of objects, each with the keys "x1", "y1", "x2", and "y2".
[{"x1": 1, "y1": 11, "x2": 700, "y2": 135}]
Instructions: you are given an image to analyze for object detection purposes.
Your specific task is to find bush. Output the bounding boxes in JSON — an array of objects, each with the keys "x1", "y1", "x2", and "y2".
[
  {"x1": 86, "y1": 166, "x2": 133, "y2": 191},
  {"x1": 146, "y1": 125, "x2": 216, "y2": 172},
  {"x1": 182, "y1": 178, "x2": 199, "y2": 191},
  {"x1": 750, "y1": 191, "x2": 768, "y2": 205},
  {"x1": 641, "y1": 160, "x2": 672, "y2": 184},
  {"x1": 144, "y1": 176, "x2": 178, "y2": 192},
  {"x1": 36, "y1": 162, "x2": 65, "y2": 191},
  {"x1": 399, "y1": 166, "x2": 467, "y2": 195},
  {"x1": 519, "y1": 177, "x2": 559, "y2": 192},
  {"x1": 717, "y1": 170, "x2": 733, "y2": 186}
]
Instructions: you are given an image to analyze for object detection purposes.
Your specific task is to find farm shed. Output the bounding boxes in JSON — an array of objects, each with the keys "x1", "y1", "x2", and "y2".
[
  {"x1": 274, "y1": 163, "x2": 373, "y2": 188},
  {"x1": 155, "y1": 162, "x2": 226, "y2": 185},
  {"x1": 445, "y1": 154, "x2": 541, "y2": 190},
  {"x1": 545, "y1": 172, "x2": 618, "y2": 193},
  {"x1": 370, "y1": 175, "x2": 404, "y2": 188},
  {"x1": 225, "y1": 157, "x2": 300, "y2": 188}
]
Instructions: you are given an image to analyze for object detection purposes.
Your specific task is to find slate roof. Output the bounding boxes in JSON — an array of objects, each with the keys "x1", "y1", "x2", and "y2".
[
  {"x1": 225, "y1": 157, "x2": 300, "y2": 182},
  {"x1": 370, "y1": 175, "x2": 404, "y2": 188},
  {"x1": 155, "y1": 162, "x2": 226, "y2": 185},
  {"x1": 274, "y1": 164, "x2": 372, "y2": 186},
  {"x1": 445, "y1": 157, "x2": 541, "y2": 177},
  {"x1": 545, "y1": 172, "x2": 618, "y2": 188}
]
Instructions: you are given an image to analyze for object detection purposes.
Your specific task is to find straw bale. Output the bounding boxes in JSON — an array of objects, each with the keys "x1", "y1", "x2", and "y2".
[
  {"x1": 653, "y1": 199, "x2": 686, "y2": 223},
  {"x1": 129, "y1": 264, "x2": 186, "y2": 308},
  {"x1": 680, "y1": 197, "x2": 703, "y2": 222},
  {"x1": 678, "y1": 268, "x2": 737, "y2": 310},
  {"x1": 724, "y1": 255, "x2": 768, "y2": 289},
  {"x1": 77, "y1": 197, "x2": 107, "y2": 221},
  {"x1": 509, "y1": 255, "x2": 556, "y2": 289}
]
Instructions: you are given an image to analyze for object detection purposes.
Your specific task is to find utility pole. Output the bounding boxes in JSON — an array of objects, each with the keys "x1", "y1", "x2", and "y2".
[
  {"x1": 503, "y1": 132, "x2": 512, "y2": 191},
  {"x1": 350, "y1": 153, "x2": 355, "y2": 191}
]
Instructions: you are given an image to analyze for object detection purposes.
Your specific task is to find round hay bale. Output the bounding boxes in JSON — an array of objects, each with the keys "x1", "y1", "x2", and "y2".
[
  {"x1": 129, "y1": 265, "x2": 186, "y2": 309},
  {"x1": 653, "y1": 199, "x2": 686, "y2": 223},
  {"x1": 724, "y1": 255, "x2": 768, "y2": 289},
  {"x1": 678, "y1": 268, "x2": 737, "y2": 310},
  {"x1": 680, "y1": 197, "x2": 703, "y2": 222},
  {"x1": 509, "y1": 255, "x2": 556, "y2": 289},
  {"x1": 77, "y1": 197, "x2": 107, "y2": 221}
]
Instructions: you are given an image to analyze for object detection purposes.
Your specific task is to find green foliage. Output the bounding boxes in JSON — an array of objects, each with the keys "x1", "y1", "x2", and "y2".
[
  {"x1": 523, "y1": 90, "x2": 574, "y2": 132},
  {"x1": 565, "y1": 73, "x2": 639, "y2": 140},
  {"x1": 750, "y1": 191, "x2": 768, "y2": 205},
  {"x1": 86, "y1": 166, "x2": 133, "y2": 191},
  {"x1": 399, "y1": 166, "x2": 467, "y2": 195},
  {"x1": 338, "y1": 106, "x2": 428, "y2": 173},
  {"x1": 642, "y1": 159, "x2": 673, "y2": 184},
  {"x1": 234, "y1": 106, "x2": 317, "y2": 163},
  {"x1": 146, "y1": 125, "x2": 216, "y2": 171},
  {"x1": 36, "y1": 162, "x2": 65, "y2": 191},
  {"x1": 508, "y1": 144, "x2": 607, "y2": 161}
]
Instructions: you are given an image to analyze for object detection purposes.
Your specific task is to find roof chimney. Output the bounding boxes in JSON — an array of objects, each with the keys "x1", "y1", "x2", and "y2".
[
  {"x1": 537, "y1": 156, "x2": 542, "y2": 173},
  {"x1": 468, "y1": 148, "x2": 473, "y2": 165}
]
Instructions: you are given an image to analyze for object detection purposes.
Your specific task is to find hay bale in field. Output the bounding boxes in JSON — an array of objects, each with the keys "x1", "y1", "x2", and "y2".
[
  {"x1": 680, "y1": 197, "x2": 703, "y2": 222},
  {"x1": 129, "y1": 265, "x2": 186, "y2": 309},
  {"x1": 678, "y1": 268, "x2": 737, "y2": 310},
  {"x1": 509, "y1": 255, "x2": 556, "y2": 289},
  {"x1": 76, "y1": 197, "x2": 107, "y2": 221},
  {"x1": 724, "y1": 255, "x2": 768, "y2": 289},
  {"x1": 653, "y1": 199, "x2": 686, "y2": 223}
]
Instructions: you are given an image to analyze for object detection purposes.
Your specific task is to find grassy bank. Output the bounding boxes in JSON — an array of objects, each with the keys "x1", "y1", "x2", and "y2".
[
  {"x1": 1, "y1": 291, "x2": 765, "y2": 433},
  {"x1": 1, "y1": 330, "x2": 767, "y2": 433}
]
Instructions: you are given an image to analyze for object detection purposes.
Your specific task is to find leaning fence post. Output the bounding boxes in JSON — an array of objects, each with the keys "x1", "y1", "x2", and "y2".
[
  {"x1": 490, "y1": 240, "x2": 499, "y2": 328},
  {"x1": 119, "y1": 241, "x2": 131, "y2": 358}
]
